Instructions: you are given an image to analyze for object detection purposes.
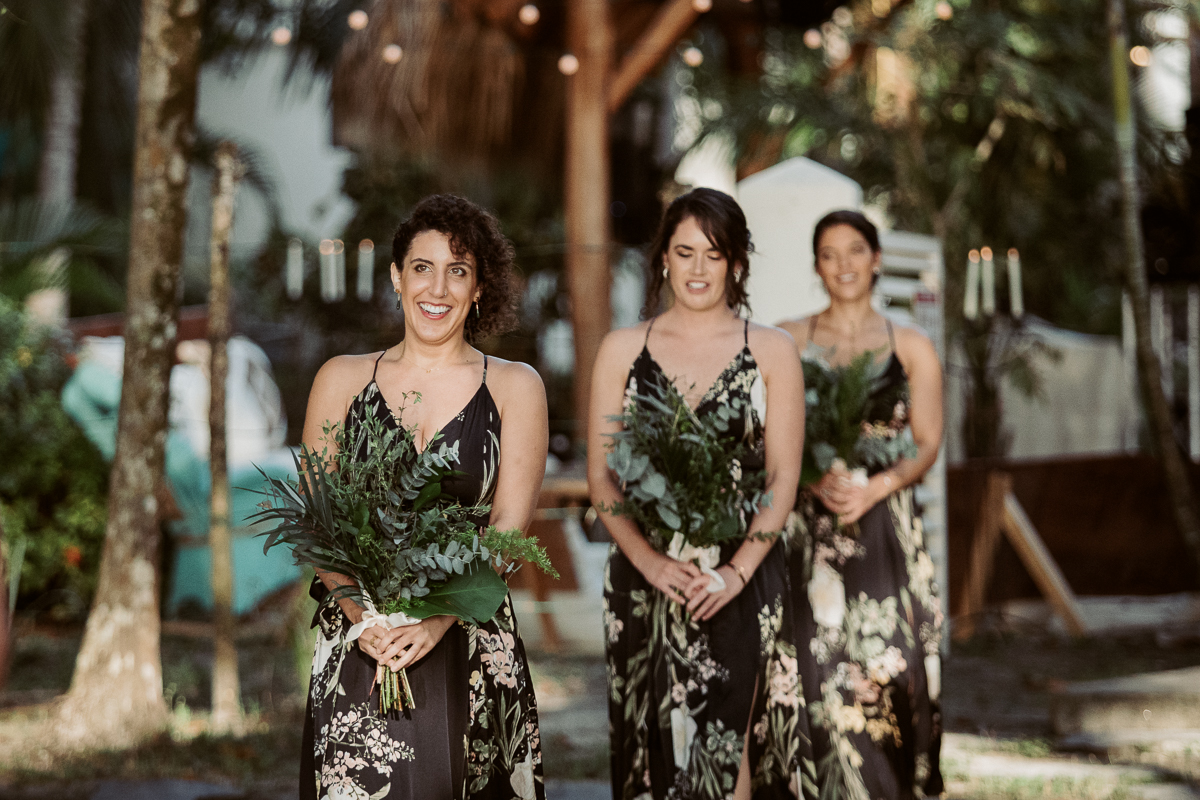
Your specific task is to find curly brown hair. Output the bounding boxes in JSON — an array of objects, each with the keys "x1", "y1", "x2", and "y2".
[
  {"x1": 642, "y1": 188, "x2": 754, "y2": 318},
  {"x1": 391, "y1": 194, "x2": 520, "y2": 341}
]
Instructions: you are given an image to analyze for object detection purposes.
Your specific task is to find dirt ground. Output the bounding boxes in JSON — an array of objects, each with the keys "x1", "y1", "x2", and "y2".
[{"x1": 1, "y1": 621, "x2": 1199, "y2": 798}]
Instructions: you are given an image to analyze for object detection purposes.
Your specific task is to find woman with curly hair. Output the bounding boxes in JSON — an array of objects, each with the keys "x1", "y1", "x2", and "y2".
[
  {"x1": 589, "y1": 188, "x2": 816, "y2": 799},
  {"x1": 299, "y1": 194, "x2": 547, "y2": 800}
]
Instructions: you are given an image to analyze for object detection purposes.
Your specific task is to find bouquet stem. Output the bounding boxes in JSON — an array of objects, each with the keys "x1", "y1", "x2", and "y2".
[{"x1": 376, "y1": 664, "x2": 416, "y2": 715}]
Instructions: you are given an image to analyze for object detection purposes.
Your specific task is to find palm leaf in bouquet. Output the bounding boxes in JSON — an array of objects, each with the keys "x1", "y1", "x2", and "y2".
[{"x1": 246, "y1": 392, "x2": 555, "y2": 714}]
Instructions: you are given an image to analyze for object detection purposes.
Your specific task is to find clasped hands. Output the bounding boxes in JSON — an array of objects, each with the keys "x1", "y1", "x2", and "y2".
[
  {"x1": 813, "y1": 462, "x2": 890, "y2": 525},
  {"x1": 355, "y1": 614, "x2": 456, "y2": 672},
  {"x1": 641, "y1": 552, "x2": 745, "y2": 621}
]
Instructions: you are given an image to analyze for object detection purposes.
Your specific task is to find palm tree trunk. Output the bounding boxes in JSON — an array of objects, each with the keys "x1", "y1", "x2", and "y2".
[
  {"x1": 38, "y1": 0, "x2": 88, "y2": 205},
  {"x1": 208, "y1": 141, "x2": 242, "y2": 734},
  {"x1": 53, "y1": 0, "x2": 204, "y2": 749},
  {"x1": 1109, "y1": 0, "x2": 1200, "y2": 571},
  {"x1": 0, "y1": 514, "x2": 9, "y2": 694}
]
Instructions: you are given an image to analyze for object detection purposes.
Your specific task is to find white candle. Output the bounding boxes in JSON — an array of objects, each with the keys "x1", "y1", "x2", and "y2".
[
  {"x1": 1007, "y1": 248, "x2": 1023, "y2": 317},
  {"x1": 333, "y1": 239, "x2": 346, "y2": 301},
  {"x1": 286, "y1": 238, "x2": 304, "y2": 300},
  {"x1": 357, "y1": 239, "x2": 375, "y2": 302},
  {"x1": 319, "y1": 239, "x2": 335, "y2": 302},
  {"x1": 964, "y1": 249, "x2": 980, "y2": 320},
  {"x1": 980, "y1": 246, "x2": 995, "y2": 316}
]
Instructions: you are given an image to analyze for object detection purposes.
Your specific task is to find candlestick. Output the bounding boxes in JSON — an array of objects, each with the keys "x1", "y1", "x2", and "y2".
[
  {"x1": 1007, "y1": 248, "x2": 1023, "y2": 317},
  {"x1": 980, "y1": 246, "x2": 995, "y2": 316},
  {"x1": 964, "y1": 249, "x2": 981, "y2": 320}
]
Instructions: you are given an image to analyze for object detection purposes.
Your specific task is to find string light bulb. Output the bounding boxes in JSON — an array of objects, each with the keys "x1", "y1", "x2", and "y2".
[
  {"x1": 518, "y1": 4, "x2": 540, "y2": 25},
  {"x1": 803, "y1": 29, "x2": 822, "y2": 48},
  {"x1": 558, "y1": 53, "x2": 580, "y2": 75},
  {"x1": 382, "y1": 44, "x2": 403, "y2": 64},
  {"x1": 270, "y1": 26, "x2": 292, "y2": 45},
  {"x1": 1129, "y1": 45, "x2": 1151, "y2": 67},
  {"x1": 692, "y1": 0, "x2": 712, "y2": 11},
  {"x1": 682, "y1": 47, "x2": 704, "y2": 67},
  {"x1": 935, "y1": 1, "x2": 953, "y2": 19},
  {"x1": 347, "y1": 9, "x2": 368, "y2": 30}
]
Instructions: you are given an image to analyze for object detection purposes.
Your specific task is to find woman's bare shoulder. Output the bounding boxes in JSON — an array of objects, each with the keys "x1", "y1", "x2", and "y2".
[
  {"x1": 774, "y1": 315, "x2": 814, "y2": 347},
  {"x1": 746, "y1": 321, "x2": 799, "y2": 356},
  {"x1": 597, "y1": 322, "x2": 651, "y2": 368},
  {"x1": 482, "y1": 355, "x2": 545, "y2": 397},
  {"x1": 311, "y1": 352, "x2": 382, "y2": 398}
]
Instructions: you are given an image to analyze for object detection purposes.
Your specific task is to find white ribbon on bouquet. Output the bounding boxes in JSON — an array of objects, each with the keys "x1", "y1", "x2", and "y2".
[
  {"x1": 345, "y1": 598, "x2": 422, "y2": 644},
  {"x1": 666, "y1": 532, "x2": 726, "y2": 593}
]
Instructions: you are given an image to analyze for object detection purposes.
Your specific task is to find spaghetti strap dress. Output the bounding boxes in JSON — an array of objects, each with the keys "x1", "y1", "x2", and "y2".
[
  {"x1": 300, "y1": 353, "x2": 545, "y2": 800},
  {"x1": 790, "y1": 318, "x2": 944, "y2": 800},
  {"x1": 603, "y1": 319, "x2": 818, "y2": 800}
]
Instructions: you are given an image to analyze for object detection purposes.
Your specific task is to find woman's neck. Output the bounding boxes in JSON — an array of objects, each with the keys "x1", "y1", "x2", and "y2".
[
  {"x1": 661, "y1": 300, "x2": 740, "y2": 334},
  {"x1": 395, "y1": 329, "x2": 478, "y2": 369},
  {"x1": 820, "y1": 297, "x2": 878, "y2": 335}
]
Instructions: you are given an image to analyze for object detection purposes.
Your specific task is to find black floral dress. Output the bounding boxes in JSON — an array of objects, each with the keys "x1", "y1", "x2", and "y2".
[
  {"x1": 604, "y1": 320, "x2": 818, "y2": 800},
  {"x1": 301, "y1": 354, "x2": 545, "y2": 800},
  {"x1": 789, "y1": 321, "x2": 943, "y2": 800}
]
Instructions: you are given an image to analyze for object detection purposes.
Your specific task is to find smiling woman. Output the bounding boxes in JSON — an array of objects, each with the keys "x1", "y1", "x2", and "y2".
[
  {"x1": 298, "y1": 194, "x2": 549, "y2": 800},
  {"x1": 589, "y1": 188, "x2": 816, "y2": 799}
]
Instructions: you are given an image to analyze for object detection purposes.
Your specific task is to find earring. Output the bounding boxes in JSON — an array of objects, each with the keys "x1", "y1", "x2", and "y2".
[
  {"x1": 662, "y1": 266, "x2": 669, "y2": 279},
  {"x1": 395, "y1": 293, "x2": 402, "y2": 310},
  {"x1": 474, "y1": 301, "x2": 480, "y2": 319}
]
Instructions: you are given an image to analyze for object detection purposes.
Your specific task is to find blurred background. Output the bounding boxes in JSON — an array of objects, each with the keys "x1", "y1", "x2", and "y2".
[{"x1": 3, "y1": 0, "x2": 1200, "y2": 797}]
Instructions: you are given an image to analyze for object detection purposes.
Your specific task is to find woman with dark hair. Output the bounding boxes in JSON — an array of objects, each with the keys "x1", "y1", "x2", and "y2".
[
  {"x1": 778, "y1": 209, "x2": 944, "y2": 800},
  {"x1": 300, "y1": 194, "x2": 546, "y2": 800},
  {"x1": 589, "y1": 187, "x2": 816, "y2": 799}
]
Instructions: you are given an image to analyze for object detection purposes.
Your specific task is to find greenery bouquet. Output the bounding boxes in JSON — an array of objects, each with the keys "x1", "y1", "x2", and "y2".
[
  {"x1": 603, "y1": 373, "x2": 771, "y2": 591},
  {"x1": 800, "y1": 349, "x2": 917, "y2": 490},
  {"x1": 250, "y1": 393, "x2": 555, "y2": 715}
]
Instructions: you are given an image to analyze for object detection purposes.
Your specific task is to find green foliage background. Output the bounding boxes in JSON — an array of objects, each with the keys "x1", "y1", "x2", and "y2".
[{"x1": 0, "y1": 296, "x2": 109, "y2": 615}]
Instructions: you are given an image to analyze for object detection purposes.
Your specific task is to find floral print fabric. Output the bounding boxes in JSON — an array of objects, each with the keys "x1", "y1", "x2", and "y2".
[
  {"x1": 604, "y1": 329, "x2": 818, "y2": 800},
  {"x1": 789, "y1": 351, "x2": 944, "y2": 800},
  {"x1": 300, "y1": 370, "x2": 545, "y2": 800}
]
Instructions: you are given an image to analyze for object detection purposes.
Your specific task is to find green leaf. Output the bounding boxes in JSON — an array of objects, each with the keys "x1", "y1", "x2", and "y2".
[{"x1": 406, "y1": 563, "x2": 509, "y2": 624}]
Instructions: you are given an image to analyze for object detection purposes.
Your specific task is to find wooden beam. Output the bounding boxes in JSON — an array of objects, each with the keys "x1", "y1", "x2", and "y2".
[
  {"x1": 954, "y1": 471, "x2": 1009, "y2": 641},
  {"x1": 1002, "y1": 491, "x2": 1088, "y2": 636},
  {"x1": 607, "y1": 0, "x2": 701, "y2": 113},
  {"x1": 565, "y1": 0, "x2": 613, "y2": 432}
]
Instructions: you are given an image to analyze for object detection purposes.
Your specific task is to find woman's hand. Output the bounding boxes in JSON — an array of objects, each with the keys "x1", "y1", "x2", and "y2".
[
  {"x1": 683, "y1": 564, "x2": 745, "y2": 621},
  {"x1": 638, "y1": 551, "x2": 702, "y2": 605},
  {"x1": 814, "y1": 465, "x2": 890, "y2": 525},
  {"x1": 359, "y1": 616, "x2": 457, "y2": 671}
]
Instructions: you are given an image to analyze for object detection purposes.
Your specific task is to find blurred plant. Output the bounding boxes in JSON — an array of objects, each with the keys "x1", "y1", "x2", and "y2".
[
  {"x1": 688, "y1": 0, "x2": 1175, "y2": 337},
  {"x1": 0, "y1": 198, "x2": 126, "y2": 313},
  {"x1": 0, "y1": 295, "x2": 109, "y2": 617}
]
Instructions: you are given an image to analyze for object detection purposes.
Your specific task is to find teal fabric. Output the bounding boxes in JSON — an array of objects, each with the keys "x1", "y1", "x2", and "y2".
[{"x1": 61, "y1": 364, "x2": 301, "y2": 614}]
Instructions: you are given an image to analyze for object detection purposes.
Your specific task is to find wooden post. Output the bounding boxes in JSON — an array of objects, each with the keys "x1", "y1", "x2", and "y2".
[
  {"x1": 954, "y1": 471, "x2": 1087, "y2": 639},
  {"x1": 954, "y1": 471, "x2": 1009, "y2": 640},
  {"x1": 209, "y1": 141, "x2": 243, "y2": 734},
  {"x1": 565, "y1": 0, "x2": 613, "y2": 433},
  {"x1": 1001, "y1": 493, "x2": 1087, "y2": 636}
]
